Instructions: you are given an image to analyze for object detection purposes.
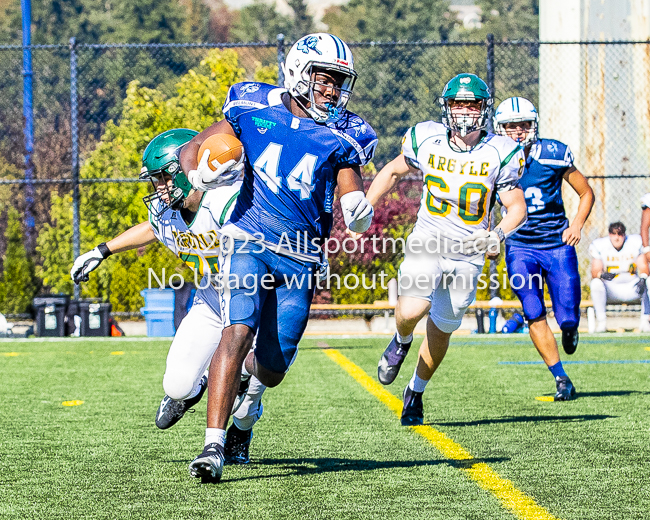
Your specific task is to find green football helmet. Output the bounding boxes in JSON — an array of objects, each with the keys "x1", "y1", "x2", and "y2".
[
  {"x1": 439, "y1": 73, "x2": 493, "y2": 137},
  {"x1": 140, "y1": 128, "x2": 198, "y2": 220}
]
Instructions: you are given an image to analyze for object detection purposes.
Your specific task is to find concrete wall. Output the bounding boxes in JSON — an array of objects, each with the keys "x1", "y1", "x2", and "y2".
[{"x1": 540, "y1": 0, "x2": 650, "y2": 247}]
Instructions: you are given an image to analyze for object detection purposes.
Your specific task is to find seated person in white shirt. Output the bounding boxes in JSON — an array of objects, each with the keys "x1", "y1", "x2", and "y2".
[{"x1": 589, "y1": 222, "x2": 650, "y2": 332}]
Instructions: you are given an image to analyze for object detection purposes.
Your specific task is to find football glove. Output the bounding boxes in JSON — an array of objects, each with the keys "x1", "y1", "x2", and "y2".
[
  {"x1": 71, "y1": 243, "x2": 112, "y2": 284},
  {"x1": 461, "y1": 229, "x2": 502, "y2": 256},
  {"x1": 600, "y1": 272, "x2": 616, "y2": 281},
  {"x1": 340, "y1": 191, "x2": 374, "y2": 234},
  {"x1": 187, "y1": 149, "x2": 245, "y2": 191}
]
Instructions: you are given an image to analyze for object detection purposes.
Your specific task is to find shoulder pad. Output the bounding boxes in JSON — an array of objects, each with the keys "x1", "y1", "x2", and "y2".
[
  {"x1": 223, "y1": 82, "x2": 276, "y2": 114},
  {"x1": 329, "y1": 112, "x2": 378, "y2": 166}
]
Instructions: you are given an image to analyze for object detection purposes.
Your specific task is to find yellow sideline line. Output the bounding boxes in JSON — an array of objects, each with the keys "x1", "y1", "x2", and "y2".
[{"x1": 322, "y1": 348, "x2": 560, "y2": 520}]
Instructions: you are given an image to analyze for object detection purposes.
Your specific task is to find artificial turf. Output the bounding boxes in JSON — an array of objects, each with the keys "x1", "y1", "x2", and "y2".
[{"x1": 1, "y1": 334, "x2": 648, "y2": 519}]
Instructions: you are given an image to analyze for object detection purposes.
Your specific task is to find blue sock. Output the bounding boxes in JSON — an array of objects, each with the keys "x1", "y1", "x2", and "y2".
[{"x1": 548, "y1": 361, "x2": 568, "y2": 379}]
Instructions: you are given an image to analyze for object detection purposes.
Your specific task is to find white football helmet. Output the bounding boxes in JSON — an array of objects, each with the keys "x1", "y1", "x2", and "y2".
[
  {"x1": 282, "y1": 33, "x2": 357, "y2": 123},
  {"x1": 493, "y1": 97, "x2": 539, "y2": 146}
]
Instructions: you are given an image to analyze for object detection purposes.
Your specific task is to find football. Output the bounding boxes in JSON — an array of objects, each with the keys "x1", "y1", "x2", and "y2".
[{"x1": 197, "y1": 133, "x2": 244, "y2": 171}]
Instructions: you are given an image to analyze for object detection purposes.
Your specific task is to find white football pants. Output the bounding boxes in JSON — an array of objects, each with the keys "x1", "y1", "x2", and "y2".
[
  {"x1": 590, "y1": 275, "x2": 649, "y2": 324},
  {"x1": 399, "y1": 238, "x2": 481, "y2": 333},
  {"x1": 162, "y1": 296, "x2": 266, "y2": 428}
]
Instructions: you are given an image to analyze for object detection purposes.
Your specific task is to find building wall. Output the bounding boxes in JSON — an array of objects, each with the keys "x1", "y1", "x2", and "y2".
[{"x1": 540, "y1": 0, "x2": 650, "y2": 241}]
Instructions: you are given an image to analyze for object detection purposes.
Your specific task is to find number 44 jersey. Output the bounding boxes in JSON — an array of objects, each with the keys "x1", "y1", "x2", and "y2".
[
  {"x1": 506, "y1": 138, "x2": 575, "y2": 249},
  {"x1": 403, "y1": 121, "x2": 523, "y2": 245},
  {"x1": 223, "y1": 82, "x2": 377, "y2": 260}
]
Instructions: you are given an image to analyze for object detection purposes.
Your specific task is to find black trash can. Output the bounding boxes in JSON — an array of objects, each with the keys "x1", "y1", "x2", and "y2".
[
  {"x1": 79, "y1": 301, "x2": 112, "y2": 337},
  {"x1": 33, "y1": 295, "x2": 69, "y2": 337}
]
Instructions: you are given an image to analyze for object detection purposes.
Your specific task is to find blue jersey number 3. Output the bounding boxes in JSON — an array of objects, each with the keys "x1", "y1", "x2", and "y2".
[{"x1": 524, "y1": 186, "x2": 545, "y2": 213}]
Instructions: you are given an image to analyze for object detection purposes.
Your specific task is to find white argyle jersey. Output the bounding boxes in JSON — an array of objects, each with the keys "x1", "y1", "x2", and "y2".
[
  {"x1": 588, "y1": 234, "x2": 642, "y2": 277},
  {"x1": 402, "y1": 121, "x2": 524, "y2": 245},
  {"x1": 641, "y1": 193, "x2": 650, "y2": 209},
  {"x1": 149, "y1": 182, "x2": 241, "y2": 278}
]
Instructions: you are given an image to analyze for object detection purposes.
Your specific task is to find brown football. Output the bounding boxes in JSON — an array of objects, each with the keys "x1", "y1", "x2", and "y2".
[{"x1": 197, "y1": 134, "x2": 244, "y2": 171}]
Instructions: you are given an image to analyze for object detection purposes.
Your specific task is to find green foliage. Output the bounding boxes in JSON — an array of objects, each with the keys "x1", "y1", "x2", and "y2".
[
  {"x1": 0, "y1": 208, "x2": 38, "y2": 314},
  {"x1": 324, "y1": 0, "x2": 454, "y2": 42},
  {"x1": 286, "y1": 0, "x2": 313, "y2": 38},
  {"x1": 253, "y1": 62, "x2": 279, "y2": 85},
  {"x1": 231, "y1": 0, "x2": 293, "y2": 43},
  {"x1": 36, "y1": 49, "x2": 248, "y2": 310},
  {"x1": 469, "y1": 0, "x2": 539, "y2": 41},
  {"x1": 231, "y1": 0, "x2": 314, "y2": 43},
  {"x1": 0, "y1": 0, "x2": 197, "y2": 44}
]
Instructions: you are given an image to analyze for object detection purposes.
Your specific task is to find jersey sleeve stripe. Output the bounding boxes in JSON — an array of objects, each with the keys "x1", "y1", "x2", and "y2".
[
  {"x1": 500, "y1": 145, "x2": 521, "y2": 168},
  {"x1": 410, "y1": 127, "x2": 419, "y2": 158},
  {"x1": 538, "y1": 158, "x2": 570, "y2": 167},
  {"x1": 223, "y1": 99, "x2": 268, "y2": 115},
  {"x1": 149, "y1": 211, "x2": 159, "y2": 233},
  {"x1": 219, "y1": 192, "x2": 240, "y2": 226}
]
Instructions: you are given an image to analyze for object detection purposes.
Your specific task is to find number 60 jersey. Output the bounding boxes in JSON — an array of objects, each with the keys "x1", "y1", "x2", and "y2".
[{"x1": 403, "y1": 121, "x2": 523, "y2": 243}]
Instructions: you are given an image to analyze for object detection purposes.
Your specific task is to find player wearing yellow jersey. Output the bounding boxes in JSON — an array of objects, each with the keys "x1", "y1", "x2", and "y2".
[
  {"x1": 366, "y1": 74, "x2": 527, "y2": 425},
  {"x1": 71, "y1": 129, "x2": 263, "y2": 464}
]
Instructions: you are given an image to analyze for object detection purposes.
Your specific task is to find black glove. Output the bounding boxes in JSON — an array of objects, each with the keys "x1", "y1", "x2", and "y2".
[{"x1": 600, "y1": 272, "x2": 616, "y2": 281}]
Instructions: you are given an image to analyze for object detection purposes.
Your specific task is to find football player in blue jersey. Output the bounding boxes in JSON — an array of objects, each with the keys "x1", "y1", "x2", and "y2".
[
  {"x1": 179, "y1": 33, "x2": 378, "y2": 482},
  {"x1": 493, "y1": 97, "x2": 594, "y2": 401}
]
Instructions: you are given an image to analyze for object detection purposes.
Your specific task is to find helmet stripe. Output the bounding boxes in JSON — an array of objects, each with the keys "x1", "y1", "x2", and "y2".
[
  {"x1": 333, "y1": 35, "x2": 347, "y2": 60},
  {"x1": 329, "y1": 34, "x2": 343, "y2": 59}
]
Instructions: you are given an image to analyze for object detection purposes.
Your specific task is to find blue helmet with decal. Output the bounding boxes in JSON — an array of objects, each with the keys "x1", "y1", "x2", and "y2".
[{"x1": 282, "y1": 33, "x2": 357, "y2": 123}]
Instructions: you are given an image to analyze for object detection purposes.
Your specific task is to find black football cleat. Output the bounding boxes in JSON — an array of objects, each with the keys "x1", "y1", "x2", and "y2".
[
  {"x1": 562, "y1": 329, "x2": 579, "y2": 355},
  {"x1": 224, "y1": 423, "x2": 253, "y2": 465},
  {"x1": 378, "y1": 334, "x2": 412, "y2": 385},
  {"x1": 400, "y1": 386, "x2": 424, "y2": 426},
  {"x1": 554, "y1": 376, "x2": 577, "y2": 401},
  {"x1": 189, "y1": 443, "x2": 225, "y2": 483},
  {"x1": 155, "y1": 374, "x2": 208, "y2": 430}
]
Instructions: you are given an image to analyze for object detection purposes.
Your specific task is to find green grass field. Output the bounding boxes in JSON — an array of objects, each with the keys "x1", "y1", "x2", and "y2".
[{"x1": 1, "y1": 334, "x2": 649, "y2": 520}]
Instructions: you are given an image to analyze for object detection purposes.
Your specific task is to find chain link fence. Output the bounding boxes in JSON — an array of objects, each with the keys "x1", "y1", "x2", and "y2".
[{"x1": 2, "y1": 38, "x2": 650, "y2": 314}]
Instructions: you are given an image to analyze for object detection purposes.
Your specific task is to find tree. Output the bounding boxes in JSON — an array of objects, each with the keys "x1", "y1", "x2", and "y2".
[
  {"x1": 469, "y1": 0, "x2": 539, "y2": 41},
  {"x1": 287, "y1": 0, "x2": 312, "y2": 39},
  {"x1": 37, "y1": 49, "x2": 277, "y2": 311},
  {"x1": 0, "y1": 208, "x2": 38, "y2": 314},
  {"x1": 322, "y1": 0, "x2": 476, "y2": 166},
  {"x1": 230, "y1": 0, "x2": 314, "y2": 43},
  {"x1": 323, "y1": 0, "x2": 454, "y2": 42},
  {"x1": 230, "y1": 0, "x2": 293, "y2": 43},
  {"x1": 0, "y1": 0, "x2": 189, "y2": 44}
]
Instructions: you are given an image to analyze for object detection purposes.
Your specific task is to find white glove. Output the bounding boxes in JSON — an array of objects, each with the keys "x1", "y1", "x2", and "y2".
[
  {"x1": 70, "y1": 243, "x2": 112, "y2": 284},
  {"x1": 187, "y1": 149, "x2": 245, "y2": 191},
  {"x1": 340, "y1": 191, "x2": 374, "y2": 234},
  {"x1": 461, "y1": 229, "x2": 502, "y2": 256}
]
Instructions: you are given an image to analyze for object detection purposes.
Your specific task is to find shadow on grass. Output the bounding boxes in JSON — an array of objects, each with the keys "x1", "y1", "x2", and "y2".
[
  {"x1": 572, "y1": 390, "x2": 650, "y2": 397},
  {"x1": 430, "y1": 414, "x2": 616, "y2": 427},
  {"x1": 300, "y1": 345, "x2": 376, "y2": 351},
  {"x1": 182, "y1": 456, "x2": 509, "y2": 483}
]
